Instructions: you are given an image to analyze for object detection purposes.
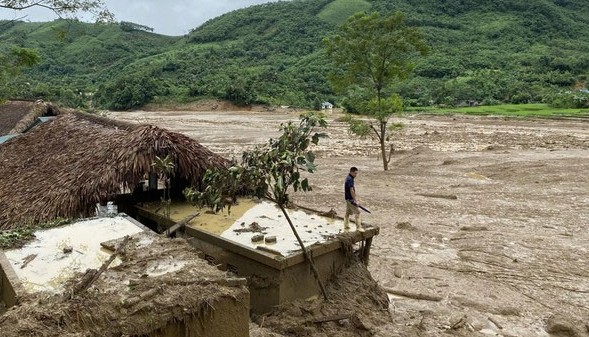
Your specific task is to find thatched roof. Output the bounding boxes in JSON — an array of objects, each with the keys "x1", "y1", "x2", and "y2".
[
  {"x1": 0, "y1": 112, "x2": 228, "y2": 230},
  {"x1": 0, "y1": 100, "x2": 58, "y2": 135}
]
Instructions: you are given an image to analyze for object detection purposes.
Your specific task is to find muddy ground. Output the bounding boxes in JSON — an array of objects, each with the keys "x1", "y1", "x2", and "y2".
[{"x1": 110, "y1": 107, "x2": 589, "y2": 337}]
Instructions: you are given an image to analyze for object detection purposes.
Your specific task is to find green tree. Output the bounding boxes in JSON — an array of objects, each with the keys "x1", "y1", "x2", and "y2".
[
  {"x1": 0, "y1": 47, "x2": 40, "y2": 101},
  {"x1": 0, "y1": 0, "x2": 112, "y2": 101},
  {"x1": 94, "y1": 76, "x2": 158, "y2": 110},
  {"x1": 325, "y1": 11, "x2": 428, "y2": 170},
  {"x1": 185, "y1": 112, "x2": 329, "y2": 299}
]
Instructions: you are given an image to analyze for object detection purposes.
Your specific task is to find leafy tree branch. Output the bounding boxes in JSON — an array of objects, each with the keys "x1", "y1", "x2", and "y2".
[{"x1": 184, "y1": 112, "x2": 329, "y2": 298}]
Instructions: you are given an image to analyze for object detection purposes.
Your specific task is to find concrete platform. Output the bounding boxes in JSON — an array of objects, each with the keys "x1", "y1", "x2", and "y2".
[{"x1": 135, "y1": 199, "x2": 379, "y2": 314}]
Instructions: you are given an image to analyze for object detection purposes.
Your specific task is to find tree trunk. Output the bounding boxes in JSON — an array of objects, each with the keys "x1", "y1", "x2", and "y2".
[
  {"x1": 278, "y1": 204, "x2": 328, "y2": 300},
  {"x1": 380, "y1": 121, "x2": 388, "y2": 171}
]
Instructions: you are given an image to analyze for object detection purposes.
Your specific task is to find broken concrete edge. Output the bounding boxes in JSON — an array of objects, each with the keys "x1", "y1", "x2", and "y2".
[
  {"x1": 0, "y1": 250, "x2": 24, "y2": 307},
  {"x1": 99, "y1": 213, "x2": 155, "y2": 251},
  {"x1": 135, "y1": 205, "x2": 176, "y2": 228}
]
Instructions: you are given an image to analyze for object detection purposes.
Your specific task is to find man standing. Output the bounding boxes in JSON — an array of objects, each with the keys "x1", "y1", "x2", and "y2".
[{"x1": 344, "y1": 167, "x2": 363, "y2": 231}]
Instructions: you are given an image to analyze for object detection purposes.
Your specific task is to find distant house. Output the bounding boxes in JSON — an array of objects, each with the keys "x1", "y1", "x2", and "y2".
[
  {"x1": 321, "y1": 102, "x2": 333, "y2": 110},
  {"x1": 0, "y1": 111, "x2": 228, "y2": 230}
]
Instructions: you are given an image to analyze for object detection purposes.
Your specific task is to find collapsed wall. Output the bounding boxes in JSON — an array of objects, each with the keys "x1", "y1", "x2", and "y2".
[{"x1": 0, "y1": 232, "x2": 250, "y2": 337}]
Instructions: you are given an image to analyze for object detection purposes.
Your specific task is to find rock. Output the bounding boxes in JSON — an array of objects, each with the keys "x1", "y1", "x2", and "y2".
[
  {"x1": 545, "y1": 314, "x2": 585, "y2": 337},
  {"x1": 393, "y1": 268, "x2": 402, "y2": 278},
  {"x1": 396, "y1": 222, "x2": 417, "y2": 231},
  {"x1": 63, "y1": 246, "x2": 73, "y2": 254},
  {"x1": 251, "y1": 235, "x2": 265, "y2": 243},
  {"x1": 265, "y1": 236, "x2": 277, "y2": 243}
]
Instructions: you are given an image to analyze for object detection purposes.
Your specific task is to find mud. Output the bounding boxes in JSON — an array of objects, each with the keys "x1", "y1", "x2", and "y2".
[
  {"x1": 109, "y1": 107, "x2": 589, "y2": 337},
  {"x1": 252, "y1": 260, "x2": 390, "y2": 337},
  {"x1": 0, "y1": 233, "x2": 249, "y2": 337}
]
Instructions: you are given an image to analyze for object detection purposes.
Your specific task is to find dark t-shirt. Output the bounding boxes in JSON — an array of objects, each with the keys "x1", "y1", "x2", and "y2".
[{"x1": 344, "y1": 174, "x2": 355, "y2": 200}]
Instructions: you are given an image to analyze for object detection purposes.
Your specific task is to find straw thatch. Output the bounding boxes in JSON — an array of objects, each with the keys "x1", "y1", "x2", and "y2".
[
  {"x1": 0, "y1": 100, "x2": 59, "y2": 135},
  {"x1": 0, "y1": 112, "x2": 228, "y2": 230}
]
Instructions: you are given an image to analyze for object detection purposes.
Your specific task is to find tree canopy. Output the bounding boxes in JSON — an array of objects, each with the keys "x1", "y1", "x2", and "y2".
[
  {"x1": 0, "y1": 0, "x2": 112, "y2": 101},
  {"x1": 325, "y1": 11, "x2": 428, "y2": 170}
]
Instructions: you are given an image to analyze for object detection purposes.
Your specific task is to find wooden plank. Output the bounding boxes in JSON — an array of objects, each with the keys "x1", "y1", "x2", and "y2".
[
  {"x1": 164, "y1": 212, "x2": 200, "y2": 237},
  {"x1": 383, "y1": 287, "x2": 443, "y2": 302},
  {"x1": 308, "y1": 314, "x2": 352, "y2": 324}
]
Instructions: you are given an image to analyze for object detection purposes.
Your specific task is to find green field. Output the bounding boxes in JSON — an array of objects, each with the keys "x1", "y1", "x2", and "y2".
[{"x1": 409, "y1": 104, "x2": 589, "y2": 118}]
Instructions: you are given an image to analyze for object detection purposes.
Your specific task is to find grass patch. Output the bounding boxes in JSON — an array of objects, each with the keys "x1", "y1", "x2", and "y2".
[
  {"x1": 408, "y1": 104, "x2": 589, "y2": 118},
  {"x1": 0, "y1": 218, "x2": 71, "y2": 250},
  {"x1": 317, "y1": 0, "x2": 372, "y2": 25}
]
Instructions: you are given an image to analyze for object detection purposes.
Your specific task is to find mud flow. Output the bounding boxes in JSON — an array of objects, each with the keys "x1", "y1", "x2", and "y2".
[{"x1": 109, "y1": 108, "x2": 589, "y2": 337}]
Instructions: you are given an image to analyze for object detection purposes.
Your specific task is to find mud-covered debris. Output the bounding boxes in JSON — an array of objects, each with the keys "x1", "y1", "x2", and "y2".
[
  {"x1": 252, "y1": 234, "x2": 265, "y2": 242},
  {"x1": 396, "y1": 222, "x2": 417, "y2": 231},
  {"x1": 319, "y1": 208, "x2": 338, "y2": 218},
  {"x1": 253, "y1": 260, "x2": 389, "y2": 337},
  {"x1": 545, "y1": 314, "x2": 585, "y2": 337},
  {"x1": 235, "y1": 221, "x2": 267, "y2": 233},
  {"x1": 460, "y1": 226, "x2": 489, "y2": 232}
]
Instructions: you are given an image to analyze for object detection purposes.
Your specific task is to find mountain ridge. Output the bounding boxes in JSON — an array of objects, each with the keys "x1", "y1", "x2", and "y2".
[{"x1": 1, "y1": 0, "x2": 588, "y2": 110}]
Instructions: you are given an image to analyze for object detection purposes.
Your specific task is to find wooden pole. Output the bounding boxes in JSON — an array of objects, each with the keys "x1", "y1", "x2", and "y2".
[
  {"x1": 164, "y1": 212, "x2": 200, "y2": 237},
  {"x1": 68, "y1": 235, "x2": 131, "y2": 300},
  {"x1": 362, "y1": 237, "x2": 373, "y2": 265}
]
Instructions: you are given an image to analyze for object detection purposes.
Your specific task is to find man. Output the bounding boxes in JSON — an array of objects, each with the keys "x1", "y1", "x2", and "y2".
[{"x1": 344, "y1": 167, "x2": 363, "y2": 231}]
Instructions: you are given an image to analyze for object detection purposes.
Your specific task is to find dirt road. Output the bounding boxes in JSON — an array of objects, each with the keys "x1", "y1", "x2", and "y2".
[{"x1": 110, "y1": 109, "x2": 589, "y2": 337}]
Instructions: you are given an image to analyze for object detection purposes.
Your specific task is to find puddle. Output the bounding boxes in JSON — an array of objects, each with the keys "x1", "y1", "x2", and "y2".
[{"x1": 4, "y1": 216, "x2": 144, "y2": 294}]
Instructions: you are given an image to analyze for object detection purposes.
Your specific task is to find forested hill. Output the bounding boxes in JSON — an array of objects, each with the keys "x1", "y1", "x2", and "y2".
[{"x1": 2, "y1": 0, "x2": 589, "y2": 110}]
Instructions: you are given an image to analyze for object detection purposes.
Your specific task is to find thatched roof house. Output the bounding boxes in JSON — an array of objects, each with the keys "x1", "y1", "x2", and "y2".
[
  {"x1": 0, "y1": 112, "x2": 227, "y2": 230},
  {"x1": 0, "y1": 100, "x2": 59, "y2": 136}
]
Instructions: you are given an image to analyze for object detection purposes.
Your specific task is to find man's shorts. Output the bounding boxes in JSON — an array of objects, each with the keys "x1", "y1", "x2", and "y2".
[{"x1": 345, "y1": 200, "x2": 360, "y2": 216}]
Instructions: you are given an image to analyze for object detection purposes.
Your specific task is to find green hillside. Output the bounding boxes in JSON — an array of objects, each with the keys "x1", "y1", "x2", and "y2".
[
  {"x1": 317, "y1": 0, "x2": 372, "y2": 25},
  {"x1": 2, "y1": 0, "x2": 589, "y2": 110},
  {"x1": 0, "y1": 19, "x2": 180, "y2": 107}
]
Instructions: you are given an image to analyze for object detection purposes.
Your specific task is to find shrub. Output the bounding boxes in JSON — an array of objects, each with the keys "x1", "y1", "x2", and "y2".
[{"x1": 547, "y1": 90, "x2": 589, "y2": 108}]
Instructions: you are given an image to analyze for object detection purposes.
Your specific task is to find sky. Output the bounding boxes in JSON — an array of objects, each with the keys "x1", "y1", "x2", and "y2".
[{"x1": 0, "y1": 0, "x2": 281, "y2": 36}]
